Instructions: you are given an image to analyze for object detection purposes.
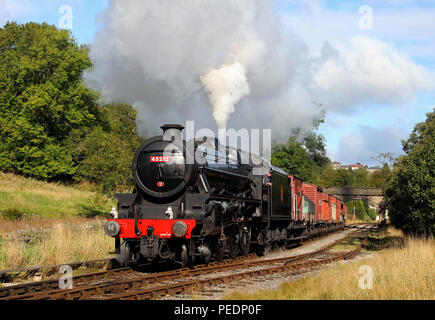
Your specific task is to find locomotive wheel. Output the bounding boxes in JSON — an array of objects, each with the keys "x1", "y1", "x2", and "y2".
[
  {"x1": 240, "y1": 226, "x2": 251, "y2": 256},
  {"x1": 227, "y1": 234, "x2": 240, "y2": 258},
  {"x1": 272, "y1": 241, "x2": 280, "y2": 251},
  {"x1": 181, "y1": 245, "x2": 189, "y2": 268},
  {"x1": 214, "y1": 241, "x2": 226, "y2": 261},
  {"x1": 281, "y1": 239, "x2": 289, "y2": 250},
  {"x1": 107, "y1": 258, "x2": 121, "y2": 270},
  {"x1": 116, "y1": 242, "x2": 132, "y2": 267},
  {"x1": 257, "y1": 243, "x2": 271, "y2": 256}
]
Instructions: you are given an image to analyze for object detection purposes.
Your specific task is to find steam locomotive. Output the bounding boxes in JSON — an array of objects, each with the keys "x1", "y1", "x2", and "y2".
[{"x1": 104, "y1": 124, "x2": 347, "y2": 267}]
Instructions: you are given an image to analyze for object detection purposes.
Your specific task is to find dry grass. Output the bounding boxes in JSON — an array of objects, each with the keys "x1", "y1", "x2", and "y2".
[
  {"x1": 0, "y1": 216, "x2": 93, "y2": 234},
  {"x1": 224, "y1": 229, "x2": 434, "y2": 300},
  {"x1": 0, "y1": 221, "x2": 113, "y2": 270},
  {"x1": 347, "y1": 218, "x2": 373, "y2": 224},
  {"x1": 0, "y1": 173, "x2": 115, "y2": 270}
]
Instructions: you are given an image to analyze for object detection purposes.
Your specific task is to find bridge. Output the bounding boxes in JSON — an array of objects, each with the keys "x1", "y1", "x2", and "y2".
[{"x1": 323, "y1": 187, "x2": 384, "y2": 209}]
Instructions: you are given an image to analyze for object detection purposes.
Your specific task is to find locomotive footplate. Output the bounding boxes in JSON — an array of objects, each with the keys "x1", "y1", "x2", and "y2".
[{"x1": 140, "y1": 235, "x2": 159, "y2": 259}]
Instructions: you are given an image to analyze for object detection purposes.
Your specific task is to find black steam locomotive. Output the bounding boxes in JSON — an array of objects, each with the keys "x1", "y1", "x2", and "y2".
[{"x1": 104, "y1": 124, "x2": 343, "y2": 267}]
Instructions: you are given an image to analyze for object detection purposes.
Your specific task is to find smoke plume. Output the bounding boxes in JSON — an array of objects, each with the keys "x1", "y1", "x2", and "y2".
[
  {"x1": 201, "y1": 62, "x2": 250, "y2": 130},
  {"x1": 84, "y1": 0, "x2": 433, "y2": 140}
]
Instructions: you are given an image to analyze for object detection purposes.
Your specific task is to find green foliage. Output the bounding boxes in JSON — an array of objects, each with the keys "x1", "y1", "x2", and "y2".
[
  {"x1": 369, "y1": 164, "x2": 391, "y2": 188},
  {"x1": 0, "y1": 22, "x2": 101, "y2": 180},
  {"x1": 345, "y1": 200, "x2": 377, "y2": 221},
  {"x1": 367, "y1": 208, "x2": 377, "y2": 220},
  {"x1": 317, "y1": 165, "x2": 391, "y2": 188},
  {"x1": 0, "y1": 208, "x2": 28, "y2": 221},
  {"x1": 271, "y1": 133, "x2": 329, "y2": 183},
  {"x1": 303, "y1": 133, "x2": 330, "y2": 170},
  {"x1": 346, "y1": 200, "x2": 372, "y2": 221},
  {"x1": 317, "y1": 167, "x2": 353, "y2": 187},
  {"x1": 79, "y1": 193, "x2": 113, "y2": 218},
  {"x1": 385, "y1": 110, "x2": 435, "y2": 236},
  {"x1": 370, "y1": 152, "x2": 395, "y2": 168},
  {"x1": 68, "y1": 104, "x2": 142, "y2": 194},
  {"x1": 0, "y1": 22, "x2": 142, "y2": 196}
]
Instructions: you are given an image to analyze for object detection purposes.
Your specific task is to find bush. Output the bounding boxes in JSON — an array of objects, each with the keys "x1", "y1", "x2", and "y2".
[
  {"x1": 79, "y1": 193, "x2": 114, "y2": 218},
  {"x1": 68, "y1": 104, "x2": 141, "y2": 194},
  {"x1": 367, "y1": 208, "x2": 377, "y2": 220},
  {"x1": 1, "y1": 208, "x2": 28, "y2": 221},
  {"x1": 385, "y1": 110, "x2": 434, "y2": 236}
]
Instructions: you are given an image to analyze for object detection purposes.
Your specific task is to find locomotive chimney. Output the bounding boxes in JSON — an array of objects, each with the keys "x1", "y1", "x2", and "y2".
[{"x1": 161, "y1": 124, "x2": 184, "y2": 142}]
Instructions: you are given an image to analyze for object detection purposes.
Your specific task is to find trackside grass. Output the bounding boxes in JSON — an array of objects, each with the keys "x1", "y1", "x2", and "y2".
[
  {"x1": 0, "y1": 221, "x2": 113, "y2": 270},
  {"x1": 0, "y1": 172, "x2": 115, "y2": 270},
  {"x1": 224, "y1": 229, "x2": 434, "y2": 300},
  {"x1": 0, "y1": 172, "x2": 114, "y2": 219}
]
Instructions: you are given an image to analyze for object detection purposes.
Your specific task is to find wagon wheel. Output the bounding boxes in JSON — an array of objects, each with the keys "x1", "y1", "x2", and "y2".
[{"x1": 281, "y1": 229, "x2": 289, "y2": 249}]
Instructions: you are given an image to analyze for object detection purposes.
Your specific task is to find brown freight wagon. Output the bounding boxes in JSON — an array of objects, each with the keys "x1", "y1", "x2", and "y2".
[
  {"x1": 302, "y1": 182, "x2": 319, "y2": 223},
  {"x1": 321, "y1": 192, "x2": 332, "y2": 222}
]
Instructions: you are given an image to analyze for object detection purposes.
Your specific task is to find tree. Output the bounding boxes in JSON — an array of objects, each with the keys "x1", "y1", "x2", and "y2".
[
  {"x1": 317, "y1": 165, "x2": 390, "y2": 189},
  {"x1": 370, "y1": 152, "x2": 395, "y2": 168},
  {"x1": 346, "y1": 200, "x2": 368, "y2": 220},
  {"x1": 0, "y1": 22, "x2": 101, "y2": 180},
  {"x1": 352, "y1": 168, "x2": 370, "y2": 187},
  {"x1": 317, "y1": 167, "x2": 354, "y2": 187},
  {"x1": 385, "y1": 110, "x2": 435, "y2": 236},
  {"x1": 68, "y1": 104, "x2": 142, "y2": 194},
  {"x1": 303, "y1": 133, "x2": 330, "y2": 170},
  {"x1": 316, "y1": 167, "x2": 337, "y2": 187},
  {"x1": 369, "y1": 163, "x2": 391, "y2": 188},
  {"x1": 271, "y1": 134, "x2": 328, "y2": 183}
]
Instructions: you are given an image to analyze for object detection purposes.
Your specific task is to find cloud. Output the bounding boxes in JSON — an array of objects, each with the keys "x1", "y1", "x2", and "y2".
[
  {"x1": 0, "y1": 0, "x2": 35, "y2": 25},
  {"x1": 84, "y1": 0, "x2": 434, "y2": 143},
  {"x1": 280, "y1": 1, "x2": 435, "y2": 59},
  {"x1": 85, "y1": 0, "x2": 315, "y2": 137},
  {"x1": 336, "y1": 124, "x2": 406, "y2": 165},
  {"x1": 308, "y1": 36, "x2": 434, "y2": 113}
]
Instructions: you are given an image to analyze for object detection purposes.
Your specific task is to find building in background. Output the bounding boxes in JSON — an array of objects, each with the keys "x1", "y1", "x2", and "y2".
[
  {"x1": 330, "y1": 161, "x2": 342, "y2": 170},
  {"x1": 368, "y1": 166, "x2": 382, "y2": 174},
  {"x1": 348, "y1": 164, "x2": 364, "y2": 171},
  {"x1": 330, "y1": 162, "x2": 381, "y2": 172}
]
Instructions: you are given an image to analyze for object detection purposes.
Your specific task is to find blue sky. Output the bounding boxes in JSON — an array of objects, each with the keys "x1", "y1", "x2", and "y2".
[{"x1": 1, "y1": 0, "x2": 434, "y2": 166}]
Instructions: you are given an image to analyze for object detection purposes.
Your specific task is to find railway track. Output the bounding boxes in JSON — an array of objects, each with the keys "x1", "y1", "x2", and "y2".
[
  {"x1": 1, "y1": 227, "x2": 370, "y2": 300},
  {"x1": 0, "y1": 224, "x2": 358, "y2": 293},
  {"x1": 0, "y1": 258, "x2": 112, "y2": 284}
]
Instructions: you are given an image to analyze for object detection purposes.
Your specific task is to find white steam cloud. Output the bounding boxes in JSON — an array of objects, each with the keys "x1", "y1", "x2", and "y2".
[
  {"x1": 84, "y1": 0, "x2": 434, "y2": 139},
  {"x1": 201, "y1": 62, "x2": 250, "y2": 130}
]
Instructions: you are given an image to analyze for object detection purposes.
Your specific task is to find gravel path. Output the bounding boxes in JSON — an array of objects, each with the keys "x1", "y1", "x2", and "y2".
[{"x1": 257, "y1": 229, "x2": 356, "y2": 261}]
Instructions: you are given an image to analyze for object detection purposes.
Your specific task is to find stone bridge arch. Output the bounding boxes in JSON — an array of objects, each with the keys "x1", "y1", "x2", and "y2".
[{"x1": 322, "y1": 187, "x2": 384, "y2": 209}]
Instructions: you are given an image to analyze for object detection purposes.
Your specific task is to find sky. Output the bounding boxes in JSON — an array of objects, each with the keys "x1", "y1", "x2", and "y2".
[{"x1": 1, "y1": 0, "x2": 434, "y2": 167}]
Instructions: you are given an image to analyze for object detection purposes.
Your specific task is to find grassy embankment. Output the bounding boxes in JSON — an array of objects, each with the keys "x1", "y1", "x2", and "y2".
[
  {"x1": 0, "y1": 172, "x2": 114, "y2": 270},
  {"x1": 224, "y1": 228, "x2": 434, "y2": 300}
]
